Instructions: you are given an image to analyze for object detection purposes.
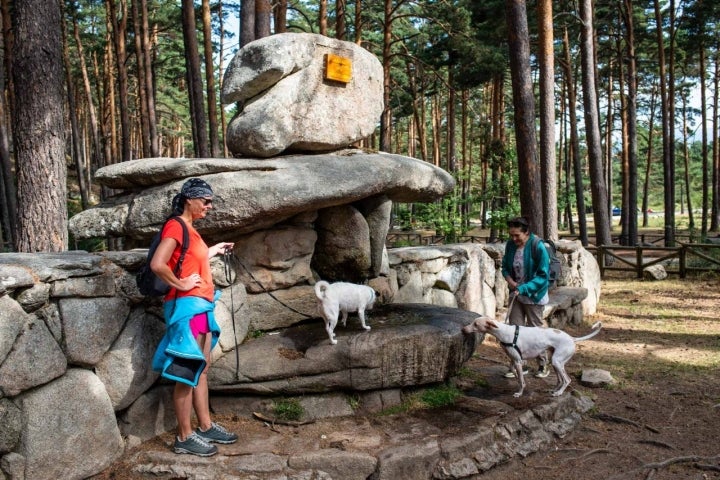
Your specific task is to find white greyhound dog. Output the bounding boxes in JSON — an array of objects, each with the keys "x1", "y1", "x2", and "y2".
[
  {"x1": 462, "y1": 316, "x2": 602, "y2": 397},
  {"x1": 314, "y1": 280, "x2": 376, "y2": 345}
]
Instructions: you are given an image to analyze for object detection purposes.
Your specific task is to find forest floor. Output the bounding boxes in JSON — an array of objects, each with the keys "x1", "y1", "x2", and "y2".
[
  {"x1": 95, "y1": 275, "x2": 720, "y2": 480},
  {"x1": 466, "y1": 275, "x2": 720, "y2": 480}
]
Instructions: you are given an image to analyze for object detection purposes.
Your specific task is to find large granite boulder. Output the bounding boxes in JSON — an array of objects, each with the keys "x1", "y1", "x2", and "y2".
[
  {"x1": 221, "y1": 33, "x2": 383, "y2": 157},
  {"x1": 15, "y1": 369, "x2": 124, "y2": 480},
  {"x1": 68, "y1": 150, "x2": 455, "y2": 243},
  {"x1": 208, "y1": 303, "x2": 481, "y2": 395}
]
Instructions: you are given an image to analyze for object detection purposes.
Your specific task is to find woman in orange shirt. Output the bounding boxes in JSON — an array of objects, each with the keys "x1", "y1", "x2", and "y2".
[{"x1": 151, "y1": 178, "x2": 237, "y2": 457}]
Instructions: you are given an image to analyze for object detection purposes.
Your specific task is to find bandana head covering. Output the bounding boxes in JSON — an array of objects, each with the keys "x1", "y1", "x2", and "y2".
[
  {"x1": 181, "y1": 178, "x2": 214, "y2": 199},
  {"x1": 171, "y1": 178, "x2": 213, "y2": 215}
]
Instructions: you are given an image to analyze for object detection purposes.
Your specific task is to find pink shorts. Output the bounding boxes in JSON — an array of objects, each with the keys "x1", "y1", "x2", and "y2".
[{"x1": 189, "y1": 313, "x2": 210, "y2": 338}]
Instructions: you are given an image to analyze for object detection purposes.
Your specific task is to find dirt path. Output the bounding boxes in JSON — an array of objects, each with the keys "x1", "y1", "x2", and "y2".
[{"x1": 474, "y1": 278, "x2": 720, "y2": 480}]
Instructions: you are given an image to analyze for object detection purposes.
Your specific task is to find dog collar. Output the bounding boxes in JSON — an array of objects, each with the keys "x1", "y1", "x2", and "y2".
[{"x1": 501, "y1": 325, "x2": 522, "y2": 357}]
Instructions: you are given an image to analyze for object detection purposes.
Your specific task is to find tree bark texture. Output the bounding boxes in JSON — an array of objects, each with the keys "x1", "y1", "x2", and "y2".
[
  {"x1": 504, "y1": 0, "x2": 542, "y2": 232},
  {"x1": 202, "y1": 0, "x2": 221, "y2": 156},
  {"x1": 579, "y1": 0, "x2": 612, "y2": 247},
  {"x1": 107, "y1": 0, "x2": 131, "y2": 163},
  {"x1": 537, "y1": 0, "x2": 556, "y2": 240},
  {"x1": 181, "y1": 0, "x2": 209, "y2": 157},
  {"x1": 561, "y1": 26, "x2": 588, "y2": 245},
  {"x1": 653, "y1": 0, "x2": 674, "y2": 243},
  {"x1": 255, "y1": 0, "x2": 271, "y2": 38},
  {"x1": 622, "y1": 0, "x2": 638, "y2": 244},
  {"x1": 12, "y1": 0, "x2": 67, "y2": 251},
  {"x1": 240, "y1": 0, "x2": 255, "y2": 47}
]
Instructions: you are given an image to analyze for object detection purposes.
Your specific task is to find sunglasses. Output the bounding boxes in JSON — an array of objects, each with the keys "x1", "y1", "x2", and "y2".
[{"x1": 199, "y1": 198, "x2": 213, "y2": 206}]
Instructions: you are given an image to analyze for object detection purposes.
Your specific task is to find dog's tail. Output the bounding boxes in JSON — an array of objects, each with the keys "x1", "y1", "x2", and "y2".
[
  {"x1": 572, "y1": 321, "x2": 602, "y2": 342},
  {"x1": 314, "y1": 280, "x2": 330, "y2": 300}
]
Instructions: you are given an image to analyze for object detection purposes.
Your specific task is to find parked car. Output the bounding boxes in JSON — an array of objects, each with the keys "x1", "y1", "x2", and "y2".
[{"x1": 612, "y1": 206, "x2": 621, "y2": 216}]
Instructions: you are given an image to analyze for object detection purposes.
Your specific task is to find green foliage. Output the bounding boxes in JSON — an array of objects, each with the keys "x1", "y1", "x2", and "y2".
[
  {"x1": 419, "y1": 384, "x2": 462, "y2": 408},
  {"x1": 272, "y1": 398, "x2": 304, "y2": 422},
  {"x1": 378, "y1": 383, "x2": 462, "y2": 415}
]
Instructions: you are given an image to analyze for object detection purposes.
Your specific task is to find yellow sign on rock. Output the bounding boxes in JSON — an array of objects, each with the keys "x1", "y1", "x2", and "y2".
[{"x1": 325, "y1": 54, "x2": 352, "y2": 83}]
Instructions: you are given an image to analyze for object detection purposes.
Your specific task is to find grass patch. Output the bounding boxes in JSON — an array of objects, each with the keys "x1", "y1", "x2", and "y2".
[
  {"x1": 272, "y1": 398, "x2": 304, "y2": 421},
  {"x1": 378, "y1": 384, "x2": 462, "y2": 416}
]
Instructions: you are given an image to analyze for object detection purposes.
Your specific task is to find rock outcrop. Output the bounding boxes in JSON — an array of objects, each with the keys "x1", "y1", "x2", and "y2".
[
  {"x1": 221, "y1": 33, "x2": 384, "y2": 157},
  {"x1": 69, "y1": 150, "x2": 455, "y2": 243}
]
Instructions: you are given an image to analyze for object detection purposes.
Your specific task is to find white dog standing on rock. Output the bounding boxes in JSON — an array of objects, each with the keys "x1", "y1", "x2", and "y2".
[
  {"x1": 462, "y1": 316, "x2": 602, "y2": 397},
  {"x1": 314, "y1": 280, "x2": 377, "y2": 345}
]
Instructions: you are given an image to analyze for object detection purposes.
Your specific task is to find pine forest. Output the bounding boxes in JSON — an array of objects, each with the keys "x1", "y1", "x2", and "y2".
[{"x1": 1, "y1": 0, "x2": 719, "y2": 252}]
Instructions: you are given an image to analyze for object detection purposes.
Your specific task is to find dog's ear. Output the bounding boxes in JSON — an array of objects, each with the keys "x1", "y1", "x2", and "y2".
[{"x1": 486, "y1": 319, "x2": 499, "y2": 329}]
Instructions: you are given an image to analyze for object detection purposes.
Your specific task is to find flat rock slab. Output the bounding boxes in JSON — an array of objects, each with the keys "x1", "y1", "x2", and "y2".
[
  {"x1": 69, "y1": 150, "x2": 455, "y2": 242},
  {"x1": 209, "y1": 303, "x2": 481, "y2": 395}
]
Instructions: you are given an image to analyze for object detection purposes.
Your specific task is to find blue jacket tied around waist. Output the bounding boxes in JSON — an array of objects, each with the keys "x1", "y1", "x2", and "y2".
[{"x1": 152, "y1": 292, "x2": 221, "y2": 387}]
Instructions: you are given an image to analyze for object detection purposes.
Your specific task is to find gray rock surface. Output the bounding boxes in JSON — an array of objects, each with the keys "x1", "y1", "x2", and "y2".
[
  {"x1": 15, "y1": 369, "x2": 123, "y2": 480},
  {"x1": 68, "y1": 151, "x2": 455, "y2": 242},
  {"x1": 94, "y1": 308, "x2": 165, "y2": 411},
  {"x1": 222, "y1": 33, "x2": 383, "y2": 157},
  {"x1": 312, "y1": 204, "x2": 372, "y2": 282},
  {"x1": 208, "y1": 303, "x2": 480, "y2": 394}
]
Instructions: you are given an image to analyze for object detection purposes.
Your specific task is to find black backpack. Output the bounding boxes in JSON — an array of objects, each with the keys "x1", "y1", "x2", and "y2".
[
  {"x1": 532, "y1": 236, "x2": 561, "y2": 290},
  {"x1": 136, "y1": 217, "x2": 190, "y2": 296}
]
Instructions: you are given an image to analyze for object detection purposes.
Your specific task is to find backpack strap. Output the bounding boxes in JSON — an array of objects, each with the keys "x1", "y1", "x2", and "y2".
[{"x1": 167, "y1": 216, "x2": 190, "y2": 277}]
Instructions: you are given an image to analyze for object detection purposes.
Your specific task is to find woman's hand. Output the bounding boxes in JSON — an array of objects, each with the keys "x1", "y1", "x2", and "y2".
[
  {"x1": 208, "y1": 242, "x2": 234, "y2": 258},
  {"x1": 178, "y1": 273, "x2": 202, "y2": 291}
]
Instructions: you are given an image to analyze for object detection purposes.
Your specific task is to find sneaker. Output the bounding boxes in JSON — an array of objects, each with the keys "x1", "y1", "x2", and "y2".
[
  {"x1": 535, "y1": 365, "x2": 551, "y2": 378},
  {"x1": 503, "y1": 367, "x2": 530, "y2": 378},
  {"x1": 196, "y1": 422, "x2": 238, "y2": 444},
  {"x1": 174, "y1": 432, "x2": 218, "y2": 457}
]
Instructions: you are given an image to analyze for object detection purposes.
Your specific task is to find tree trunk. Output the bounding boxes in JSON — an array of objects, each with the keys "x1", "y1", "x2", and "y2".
[
  {"x1": 579, "y1": 0, "x2": 611, "y2": 247},
  {"x1": 653, "y1": 0, "x2": 674, "y2": 244},
  {"x1": 446, "y1": 71, "x2": 456, "y2": 173},
  {"x1": 320, "y1": 0, "x2": 327, "y2": 35},
  {"x1": 667, "y1": 0, "x2": 677, "y2": 243},
  {"x1": 240, "y1": 0, "x2": 255, "y2": 47},
  {"x1": 561, "y1": 26, "x2": 587, "y2": 245},
  {"x1": 505, "y1": 0, "x2": 542, "y2": 233},
  {"x1": 642, "y1": 87, "x2": 657, "y2": 228},
  {"x1": 218, "y1": 1, "x2": 229, "y2": 156},
  {"x1": 71, "y1": 11, "x2": 104, "y2": 182},
  {"x1": 618, "y1": 48, "x2": 629, "y2": 244},
  {"x1": 700, "y1": 42, "x2": 708, "y2": 236},
  {"x1": 0, "y1": 0, "x2": 16, "y2": 247},
  {"x1": 107, "y1": 0, "x2": 131, "y2": 163},
  {"x1": 12, "y1": 0, "x2": 67, "y2": 251},
  {"x1": 202, "y1": 0, "x2": 221, "y2": 156},
  {"x1": 132, "y1": 0, "x2": 150, "y2": 158},
  {"x1": 537, "y1": 0, "x2": 556, "y2": 240},
  {"x1": 274, "y1": 0, "x2": 287, "y2": 33},
  {"x1": 181, "y1": 0, "x2": 209, "y2": 158},
  {"x1": 61, "y1": 14, "x2": 89, "y2": 211},
  {"x1": 379, "y1": 0, "x2": 392, "y2": 152},
  {"x1": 681, "y1": 93, "x2": 694, "y2": 228},
  {"x1": 336, "y1": 0, "x2": 346, "y2": 40},
  {"x1": 432, "y1": 96, "x2": 441, "y2": 166},
  {"x1": 623, "y1": 0, "x2": 638, "y2": 246},
  {"x1": 354, "y1": 0, "x2": 362, "y2": 43},
  {"x1": 140, "y1": 0, "x2": 158, "y2": 156},
  {"x1": 712, "y1": 51, "x2": 719, "y2": 232},
  {"x1": 255, "y1": 0, "x2": 271, "y2": 38}
]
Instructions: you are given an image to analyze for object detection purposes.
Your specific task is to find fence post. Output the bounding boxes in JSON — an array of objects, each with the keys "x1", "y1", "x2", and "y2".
[
  {"x1": 636, "y1": 246, "x2": 643, "y2": 279},
  {"x1": 680, "y1": 246, "x2": 686, "y2": 278},
  {"x1": 598, "y1": 246, "x2": 605, "y2": 278}
]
